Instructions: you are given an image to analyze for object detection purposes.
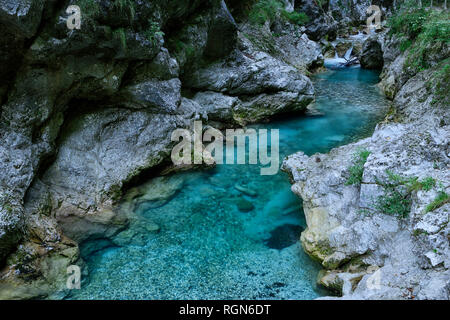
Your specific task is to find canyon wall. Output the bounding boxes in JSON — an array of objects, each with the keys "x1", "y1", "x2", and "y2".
[
  {"x1": 0, "y1": 0, "x2": 406, "y2": 299},
  {"x1": 283, "y1": 32, "x2": 449, "y2": 299}
]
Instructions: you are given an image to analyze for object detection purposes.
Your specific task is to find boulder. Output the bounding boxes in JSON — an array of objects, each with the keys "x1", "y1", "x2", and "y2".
[
  {"x1": 125, "y1": 175, "x2": 185, "y2": 212},
  {"x1": 184, "y1": 51, "x2": 314, "y2": 123},
  {"x1": 275, "y1": 32, "x2": 324, "y2": 71},
  {"x1": 204, "y1": 0, "x2": 238, "y2": 59},
  {"x1": 360, "y1": 36, "x2": 384, "y2": 69},
  {"x1": 236, "y1": 198, "x2": 254, "y2": 212},
  {"x1": 193, "y1": 91, "x2": 238, "y2": 122},
  {"x1": 295, "y1": 0, "x2": 337, "y2": 41},
  {"x1": 119, "y1": 78, "x2": 182, "y2": 113},
  {"x1": 0, "y1": 0, "x2": 45, "y2": 38}
]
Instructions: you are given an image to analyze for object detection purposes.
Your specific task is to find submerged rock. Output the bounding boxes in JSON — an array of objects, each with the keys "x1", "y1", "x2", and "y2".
[
  {"x1": 264, "y1": 224, "x2": 303, "y2": 250},
  {"x1": 234, "y1": 184, "x2": 257, "y2": 197},
  {"x1": 236, "y1": 198, "x2": 254, "y2": 212},
  {"x1": 126, "y1": 175, "x2": 185, "y2": 212}
]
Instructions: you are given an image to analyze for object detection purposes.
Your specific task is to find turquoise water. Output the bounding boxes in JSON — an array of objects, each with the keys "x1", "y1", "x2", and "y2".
[{"x1": 69, "y1": 67, "x2": 388, "y2": 300}]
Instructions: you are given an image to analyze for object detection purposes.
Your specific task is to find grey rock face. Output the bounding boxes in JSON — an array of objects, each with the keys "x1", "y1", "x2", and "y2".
[
  {"x1": 360, "y1": 36, "x2": 384, "y2": 70},
  {"x1": 185, "y1": 50, "x2": 314, "y2": 123},
  {"x1": 328, "y1": 0, "x2": 372, "y2": 24},
  {"x1": 0, "y1": 196, "x2": 23, "y2": 263},
  {"x1": 295, "y1": 0, "x2": 338, "y2": 41},
  {"x1": 283, "y1": 64, "x2": 450, "y2": 299},
  {"x1": 273, "y1": 31, "x2": 324, "y2": 71},
  {"x1": 120, "y1": 78, "x2": 182, "y2": 113},
  {"x1": 40, "y1": 108, "x2": 182, "y2": 243},
  {"x1": 193, "y1": 91, "x2": 237, "y2": 122},
  {"x1": 0, "y1": 0, "x2": 44, "y2": 37},
  {"x1": 0, "y1": 0, "x2": 45, "y2": 85},
  {"x1": 379, "y1": 34, "x2": 450, "y2": 100},
  {"x1": 128, "y1": 48, "x2": 180, "y2": 82},
  {"x1": 185, "y1": 51, "x2": 310, "y2": 95},
  {"x1": 204, "y1": 0, "x2": 238, "y2": 59},
  {"x1": 238, "y1": 23, "x2": 324, "y2": 72},
  {"x1": 306, "y1": 16, "x2": 338, "y2": 42},
  {"x1": 0, "y1": 0, "x2": 239, "y2": 297}
]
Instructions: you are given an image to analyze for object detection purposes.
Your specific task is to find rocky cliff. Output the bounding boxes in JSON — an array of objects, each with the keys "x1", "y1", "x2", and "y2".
[
  {"x1": 283, "y1": 30, "x2": 449, "y2": 299},
  {"x1": 0, "y1": 0, "x2": 424, "y2": 300},
  {"x1": 0, "y1": 0, "x2": 335, "y2": 299}
]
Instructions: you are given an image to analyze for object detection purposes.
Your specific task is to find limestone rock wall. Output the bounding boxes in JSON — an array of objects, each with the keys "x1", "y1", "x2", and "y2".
[
  {"x1": 0, "y1": 0, "x2": 323, "y2": 299},
  {"x1": 283, "y1": 38, "x2": 449, "y2": 299}
]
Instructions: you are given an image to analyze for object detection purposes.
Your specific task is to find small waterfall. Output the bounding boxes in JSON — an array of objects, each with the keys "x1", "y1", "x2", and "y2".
[
  {"x1": 344, "y1": 47, "x2": 353, "y2": 60},
  {"x1": 325, "y1": 42, "x2": 356, "y2": 69}
]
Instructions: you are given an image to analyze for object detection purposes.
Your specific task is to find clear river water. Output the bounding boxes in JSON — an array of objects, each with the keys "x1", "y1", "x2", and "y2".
[{"x1": 69, "y1": 66, "x2": 388, "y2": 300}]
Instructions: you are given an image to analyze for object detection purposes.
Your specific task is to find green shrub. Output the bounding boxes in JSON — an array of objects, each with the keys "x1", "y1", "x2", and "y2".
[
  {"x1": 171, "y1": 40, "x2": 196, "y2": 59},
  {"x1": 248, "y1": 0, "x2": 309, "y2": 26},
  {"x1": 373, "y1": 185, "x2": 412, "y2": 218},
  {"x1": 372, "y1": 171, "x2": 412, "y2": 218},
  {"x1": 399, "y1": 39, "x2": 412, "y2": 52},
  {"x1": 144, "y1": 20, "x2": 164, "y2": 45},
  {"x1": 345, "y1": 149, "x2": 371, "y2": 185},
  {"x1": 249, "y1": 0, "x2": 282, "y2": 25},
  {"x1": 407, "y1": 11, "x2": 450, "y2": 71},
  {"x1": 402, "y1": 176, "x2": 436, "y2": 192},
  {"x1": 388, "y1": 7, "x2": 429, "y2": 40},
  {"x1": 370, "y1": 171, "x2": 438, "y2": 218},
  {"x1": 425, "y1": 191, "x2": 449, "y2": 213},
  {"x1": 420, "y1": 177, "x2": 437, "y2": 191},
  {"x1": 77, "y1": 0, "x2": 101, "y2": 18},
  {"x1": 388, "y1": 5, "x2": 450, "y2": 72},
  {"x1": 113, "y1": 28, "x2": 127, "y2": 50},
  {"x1": 113, "y1": 0, "x2": 136, "y2": 21},
  {"x1": 280, "y1": 10, "x2": 309, "y2": 26},
  {"x1": 430, "y1": 59, "x2": 450, "y2": 105}
]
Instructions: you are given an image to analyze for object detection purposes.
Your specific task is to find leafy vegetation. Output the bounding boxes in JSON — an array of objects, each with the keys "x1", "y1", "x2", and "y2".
[
  {"x1": 77, "y1": 0, "x2": 101, "y2": 18},
  {"x1": 434, "y1": 61, "x2": 450, "y2": 105},
  {"x1": 345, "y1": 149, "x2": 371, "y2": 185},
  {"x1": 388, "y1": 4, "x2": 450, "y2": 72},
  {"x1": 248, "y1": 0, "x2": 309, "y2": 26},
  {"x1": 169, "y1": 39, "x2": 196, "y2": 60},
  {"x1": 425, "y1": 191, "x2": 449, "y2": 212},
  {"x1": 113, "y1": 0, "x2": 136, "y2": 21},
  {"x1": 249, "y1": 0, "x2": 282, "y2": 25},
  {"x1": 280, "y1": 10, "x2": 310, "y2": 25},
  {"x1": 372, "y1": 171, "x2": 413, "y2": 218},
  {"x1": 418, "y1": 176, "x2": 437, "y2": 191},
  {"x1": 426, "y1": 58, "x2": 450, "y2": 105},
  {"x1": 373, "y1": 187, "x2": 411, "y2": 218},
  {"x1": 370, "y1": 171, "x2": 438, "y2": 218},
  {"x1": 144, "y1": 20, "x2": 165, "y2": 45},
  {"x1": 113, "y1": 28, "x2": 127, "y2": 50}
]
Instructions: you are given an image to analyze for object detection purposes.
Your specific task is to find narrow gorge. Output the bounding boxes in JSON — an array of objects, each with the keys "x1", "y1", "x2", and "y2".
[{"x1": 0, "y1": 0, "x2": 448, "y2": 300}]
